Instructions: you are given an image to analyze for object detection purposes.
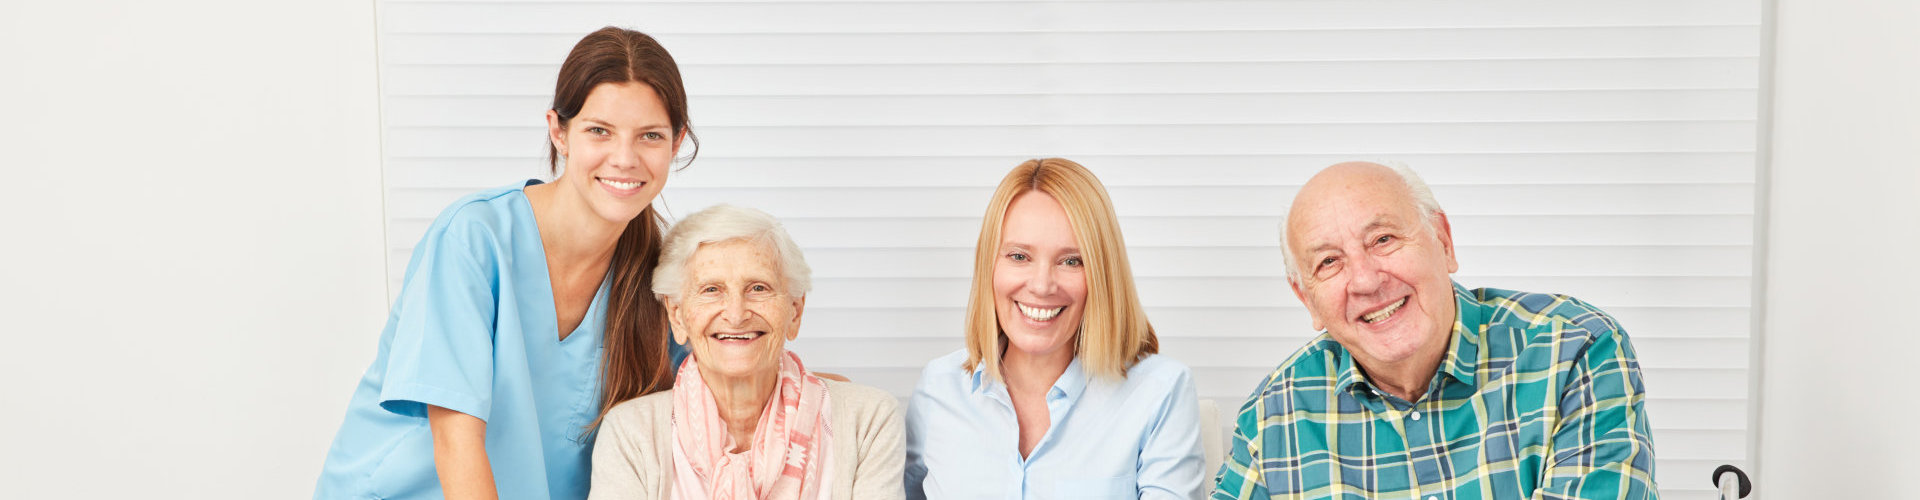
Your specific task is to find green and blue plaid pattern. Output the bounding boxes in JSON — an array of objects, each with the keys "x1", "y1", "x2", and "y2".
[{"x1": 1211, "y1": 282, "x2": 1657, "y2": 500}]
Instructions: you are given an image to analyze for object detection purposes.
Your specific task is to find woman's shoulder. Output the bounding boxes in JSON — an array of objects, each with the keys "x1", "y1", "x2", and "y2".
[
  {"x1": 914, "y1": 349, "x2": 972, "y2": 380},
  {"x1": 1113, "y1": 353, "x2": 1194, "y2": 396},
  {"x1": 1128, "y1": 353, "x2": 1192, "y2": 377},
  {"x1": 603, "y1": 390, "x2": 676, "y2": 427},
  {"x1": 822, "y1": 379, "x2": 898, "y2": 414},
  {"x1": 422, "y1": 181, "x2": 538, "y2": 237}
]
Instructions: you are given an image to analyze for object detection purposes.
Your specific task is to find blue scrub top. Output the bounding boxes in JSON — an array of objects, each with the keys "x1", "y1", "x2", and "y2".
[{"x1": 316, "y1": 181, "x2": 686, "y2": 500}]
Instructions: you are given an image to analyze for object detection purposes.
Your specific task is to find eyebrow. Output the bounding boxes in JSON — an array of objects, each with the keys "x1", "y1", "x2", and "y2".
[
  {"x1": 999, "y1": 242, "x2": 1081, "y2": 255},
  {"x1": 579, "y1": 117, "x2": 672, "y2": 131},
  {"x1": 1363, "y1": 216, "x2": 1400, "y2": 234},
  {"x1": 1304, "y1": 216, "x2": 1401, "y2": 255}
]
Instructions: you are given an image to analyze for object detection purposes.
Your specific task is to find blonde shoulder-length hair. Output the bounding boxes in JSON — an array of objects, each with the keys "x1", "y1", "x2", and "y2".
[{"x1": 963, "y1": 158, "x2": 1159, "y2": 381}]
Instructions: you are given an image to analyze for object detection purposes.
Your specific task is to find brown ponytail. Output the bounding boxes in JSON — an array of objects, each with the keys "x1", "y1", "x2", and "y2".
[
  {"x1": 546, "y1": 26, "x2": 698, "y2": 433},
  {"x1": 592, "y1": 205, "x2": 674, "y2": 431}
]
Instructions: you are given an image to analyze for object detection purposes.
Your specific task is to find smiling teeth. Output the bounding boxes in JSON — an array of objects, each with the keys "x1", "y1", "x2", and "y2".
[
  {"x1": 1017, "y1": 303, "x2": 1064, "y2": 321},
  {"x1": 599, "y1": 178, "x2": 641, "y2": 190},
  {"x1": 714, "y1": 332, "x2": 759, "y2": 341},
  {"x1": 1361, "y1": 298, "x2": 1408, "y2": 324}
]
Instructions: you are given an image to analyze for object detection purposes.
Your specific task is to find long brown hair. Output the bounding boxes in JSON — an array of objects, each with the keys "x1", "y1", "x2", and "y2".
[
  {"x1": 548, "y1": 27, "x2": 699, "y2": 433},
  {"x1": 963, "y1": 158, "x2": 1158, "y2": 381}
]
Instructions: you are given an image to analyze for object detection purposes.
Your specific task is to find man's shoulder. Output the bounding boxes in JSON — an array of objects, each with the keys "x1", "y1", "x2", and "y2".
[
  {"x1": 1249, "y1": 333, "x2": 1347, "y2": 396},
  {"x1": 1469, "y1": 286, "x2": 1632, "y2": 355},
  {"x1": 1474, "y1": 287, "x2": 1623, "y2": 334}
]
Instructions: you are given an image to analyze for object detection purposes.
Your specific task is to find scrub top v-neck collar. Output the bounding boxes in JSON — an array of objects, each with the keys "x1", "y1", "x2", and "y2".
[{"x1": 517, "y1": 178, "x2": 609, "y2": 345}]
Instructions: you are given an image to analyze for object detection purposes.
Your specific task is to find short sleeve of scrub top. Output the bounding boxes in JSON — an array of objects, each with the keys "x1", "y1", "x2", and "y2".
[{"x1": 315, "y1": 180, "x2": 686, "y2": 500}]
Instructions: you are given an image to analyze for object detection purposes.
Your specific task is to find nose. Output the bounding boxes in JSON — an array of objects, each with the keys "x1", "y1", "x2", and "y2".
[
  {"x1": 1346, "y1": 252, "x2": 1386, "y2": 296},
  {"x1": 1025, "y1": 261, "x2": 1060, "y2": 297},
  {"x1": 608, "y1": 139, "x2": 641, "y2": 171},
  {"x1": 719, "y1": 292, "x2": 750, "y2": 327}
]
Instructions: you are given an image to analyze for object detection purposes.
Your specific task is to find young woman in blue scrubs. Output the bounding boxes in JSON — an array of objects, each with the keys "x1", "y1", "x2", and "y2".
[{"x1": 315, "y1": 27, "x2": 694, "y2": 500}]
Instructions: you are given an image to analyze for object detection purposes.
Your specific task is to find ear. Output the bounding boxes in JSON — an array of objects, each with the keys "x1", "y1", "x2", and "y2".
[
  {"x1": 545, "y1": 110, "x2": 568, "y2": 160},
  {"x1": 672, "y1": 129, "x2": 689, "y2": 158},
  {"x1": 662, "y1": 295, "x2": 689, "y2": 345},
  {"x1": 1288, "y1": 277, "x2": 1324, "y2": 332},
  {"x1": 786, "y1": 295, "x2": 806, "y2": 341},
  {"x1": 1432, "y1": 211, "x2": 1459, "y2": 274}
]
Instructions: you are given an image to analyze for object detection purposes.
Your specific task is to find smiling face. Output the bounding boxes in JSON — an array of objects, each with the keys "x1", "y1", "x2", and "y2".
[
  {"x1": 665, "y1": 239, "x2": 804, "y2": 383},
  {"x1": 1286, "y1": 163, "x2": 1459, "y2": 373},
  {"x1": 993, "y1": 191, "x2": 1090, "y2": 362},
  {"x1": 545, "y1": 81, "x2": 681, "y2": 226}
]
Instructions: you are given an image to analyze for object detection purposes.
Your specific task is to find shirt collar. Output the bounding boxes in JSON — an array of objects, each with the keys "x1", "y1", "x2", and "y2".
[
  {"x1": 968, "y1": 355, "x2": 1089, "y2": 403},
  {"x1": 1442, "y1": 281, "x2": 1484, "y2": 387},
  {"x1": 1333, "y1": 280, "x2": 1486, "y2": 396}
]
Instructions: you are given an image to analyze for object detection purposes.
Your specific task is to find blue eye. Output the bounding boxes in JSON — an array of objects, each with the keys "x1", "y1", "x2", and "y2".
[
  {"x1": 1062, "y1": 257, "x2": 1083, "y2": 267},
  {"x1": 1007, "y1": 252, "x2": 1028, "y2": 262}
]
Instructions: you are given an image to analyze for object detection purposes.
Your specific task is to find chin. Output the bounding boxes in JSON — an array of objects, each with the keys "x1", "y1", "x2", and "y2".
[
  {"x1": 1356, "y1": 329, "x2": 1434, "y2": 363},
  {"x1": 703, "y1": 360, "x2": 759, "y2": 379},
  {"x1": 592, "y1": 203, "x2": 647, "y2": 225},
  {"x1": 1004, "y1": 331, "x2": 1072, "y2": 358}
]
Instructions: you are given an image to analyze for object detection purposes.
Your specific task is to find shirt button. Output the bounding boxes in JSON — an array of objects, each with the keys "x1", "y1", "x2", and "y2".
[{"x1": 1409, "y1": 410, "x2": 1422, "y2": 421}]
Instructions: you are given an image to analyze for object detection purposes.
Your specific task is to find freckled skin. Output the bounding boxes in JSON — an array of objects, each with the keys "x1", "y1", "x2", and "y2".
[
  {"x1": 1286, "y1": 162, "x2": 1459, "y2": 400},
  {"x1": 666, "y1": 239, "x2": 804, "y2": 386}
]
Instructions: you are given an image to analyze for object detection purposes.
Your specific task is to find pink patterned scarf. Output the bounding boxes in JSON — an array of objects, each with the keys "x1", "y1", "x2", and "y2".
[{"x1": 670, "y1": 351, "x2": 833, "y2": 500}]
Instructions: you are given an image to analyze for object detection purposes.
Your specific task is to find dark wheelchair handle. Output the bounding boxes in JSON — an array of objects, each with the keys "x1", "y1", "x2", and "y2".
[{"x1": 1712, "y1": 464, "x2": 1753, "y2": 498}]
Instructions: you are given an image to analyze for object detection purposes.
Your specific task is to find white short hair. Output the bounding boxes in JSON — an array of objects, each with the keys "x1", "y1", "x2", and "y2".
[
  {"x1": 1279, "y1": 160, "x2": 1445, "y2": 282},
  {"x1": 652, "y1": 204, "x2": 812, "y2": 302}
]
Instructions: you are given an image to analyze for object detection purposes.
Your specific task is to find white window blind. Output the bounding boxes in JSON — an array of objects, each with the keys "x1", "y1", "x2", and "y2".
[{"x1": 376, "y1": 2, "x2": 1759, "y2": 498}]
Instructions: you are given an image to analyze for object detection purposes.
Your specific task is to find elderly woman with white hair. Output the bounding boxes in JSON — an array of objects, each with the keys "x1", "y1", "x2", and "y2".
[{"x1": 589, "y1": 204, "x2": 905, "y2": 500}]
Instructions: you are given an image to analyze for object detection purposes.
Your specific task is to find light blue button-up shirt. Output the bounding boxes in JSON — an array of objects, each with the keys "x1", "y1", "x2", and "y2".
[{"x1": 905, "y1": 349, "x2": 1206, "y2": 499}]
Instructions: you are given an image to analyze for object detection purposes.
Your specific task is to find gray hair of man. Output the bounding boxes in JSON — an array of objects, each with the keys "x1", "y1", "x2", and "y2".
[
  {"x1": 651, "y1": 204, "x2": 813, "y2": 303},
  {"x1": 1278, "y1": 160, "x2": 1447, "y2": 283}
]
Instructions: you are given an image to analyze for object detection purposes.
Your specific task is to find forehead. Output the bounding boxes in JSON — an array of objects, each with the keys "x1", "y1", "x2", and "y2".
[
  {"x1": 1000, "y1": 191, "x2": 1076, "y2": 245},
  {"x1": 1286, "y1": 172, "x2": 1423, "y2": 247},
  {"x1": 577, "y1": 81, "x2": 667, "y2": 124},
  {"x1": 685, "y1": 239, "x2": 782, "y2": 279}
]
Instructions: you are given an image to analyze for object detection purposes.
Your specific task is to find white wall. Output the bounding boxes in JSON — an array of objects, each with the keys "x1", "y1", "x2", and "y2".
[
  {"x1": 376, "y1": 4, "x2": 1761, "y2": 497},
  {"x1": 8, "y1": 0, "x2": 1910, "y2": 497},
  {"x1": 0, "y1": 0, "x2": 387, "y2": 497},
  {"x1": 1758, "y1": 0, "x2": 1920, "y2": 497}
]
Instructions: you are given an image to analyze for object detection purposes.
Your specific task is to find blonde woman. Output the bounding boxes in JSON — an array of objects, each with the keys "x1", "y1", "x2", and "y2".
[{"x1": 905, "y1": 158, "x2": 1205, "y2": 499}]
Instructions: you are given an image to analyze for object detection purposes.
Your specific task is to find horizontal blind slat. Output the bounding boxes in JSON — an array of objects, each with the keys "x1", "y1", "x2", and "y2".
[
  {"x1": 377, "y1": 4, "x2": 1760, "y2": 498},
  {"x1": 382, "y1": 59, "x2": 1760, "y2": 96},
  {"x1": 381, "y1": 0, "x2": 1756, "y2": 34}
]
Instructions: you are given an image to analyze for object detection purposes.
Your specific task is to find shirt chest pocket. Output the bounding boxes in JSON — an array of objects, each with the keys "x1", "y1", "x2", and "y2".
[{"x1": 1053, "y1": 474, "x2": 1137, "y2": 499}]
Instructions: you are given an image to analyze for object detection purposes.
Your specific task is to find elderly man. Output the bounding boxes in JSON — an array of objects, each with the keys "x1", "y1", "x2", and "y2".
[{"x1": 1210, "y1": 162, "x2": 1658, "y2": 500}]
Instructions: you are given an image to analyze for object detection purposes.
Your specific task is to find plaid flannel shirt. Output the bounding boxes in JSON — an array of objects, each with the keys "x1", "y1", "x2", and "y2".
[{"x1": 1210, "y1": 282, "x2": 1657, "y2": 500}]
